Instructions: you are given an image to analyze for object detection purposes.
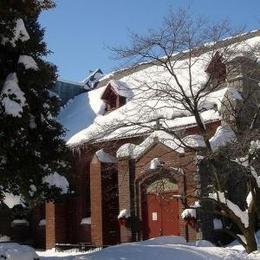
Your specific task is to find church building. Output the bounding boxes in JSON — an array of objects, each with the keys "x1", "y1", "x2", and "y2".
[{"x1": 31, "y1": 30, "x2": 260, "y2": 249}]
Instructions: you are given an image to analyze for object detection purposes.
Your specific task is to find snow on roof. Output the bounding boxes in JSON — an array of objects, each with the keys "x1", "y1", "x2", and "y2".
[
  {"x1": 95, "y1": 149, "x2": 117, "y2": 163},
  {"x1": 11, "y1": 219, "x2": 29, "y2": 227},
  {"x1": 60, "y1": 34, "x2": 260, "y2": 147},
  {"x1": 117, "y1": 130, "x2": 184, "y2": 159},
  {"x1": 81, "y1": 217, "x2": 91, "y2": 225},
  {"x1": 82, "y1": 69, "x2": 103, "y2": 90},
  {"x1": 183, "y1": 135, "x2": 206, "y2": 148},
  {"x1": 0, "y1": 73, "x2": 27, "y2": 118},
  {"x1": 18, "y1": 55, "x2": 39, "y2": 71},
  {"x1": 150, "y1": 158, "x2": 162, "y2": 170},
  {"x1": 58, "y1": 87, "x2": 105, "y2": 140},
  {"x1": 118, "y1": 209, "x2": 130, "y2": 219},
  {"x1": 65, "y1": 56, "x2": 226, "y2": 147},
  {"x1": 116, "y1": 125, "x2": 236, "y2": 157},
  {"x1": 106, "y1": 80, "x2": 134, "y2": 99},
  {"x1": 181, "y1": 125, "x2": 236, "y2": 150}
]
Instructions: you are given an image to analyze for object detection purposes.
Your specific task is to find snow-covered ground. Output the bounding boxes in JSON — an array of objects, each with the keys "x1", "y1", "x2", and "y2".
[
  {"x1": 2, "y1": 234, "x2": 260, "y2": 259},
  {"x1": 35, "y1": 235, "x2": 260, "y2": 260}
]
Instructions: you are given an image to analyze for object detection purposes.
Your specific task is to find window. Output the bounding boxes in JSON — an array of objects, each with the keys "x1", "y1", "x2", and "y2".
[{"x1": 101, "y1": 83, "x2": 127, "y2": 112}]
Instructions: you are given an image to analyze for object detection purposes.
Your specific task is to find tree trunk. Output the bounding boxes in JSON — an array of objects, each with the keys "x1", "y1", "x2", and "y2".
[{"x1": 244, "y1": 227, "x2": 257, "y2": 253}]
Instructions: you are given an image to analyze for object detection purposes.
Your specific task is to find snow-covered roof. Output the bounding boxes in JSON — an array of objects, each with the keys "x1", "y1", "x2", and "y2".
[
  {"x1": 116, "y1": 130, "x2": 184, "y2": 159},
  {"x1": 82, "y1": 69, "x2": 103, "y2": 90},
  {"x1": 103, "y1": 80, "x2": 133, "y2": 99},
  {"x1": 58, "y1": 88, "x2": 105, "y2": 141},
  {"x1": 95, "y1": 149, "x2": 117, "y2": 163},
  {"x1": 57, "y1": 32, "x2": 260, "y2": 148}
]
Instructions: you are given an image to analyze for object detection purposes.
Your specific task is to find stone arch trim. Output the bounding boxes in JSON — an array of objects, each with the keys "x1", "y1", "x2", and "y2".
[{"x1": 134, "y1": 167, "x2": 184, "y2": 239}]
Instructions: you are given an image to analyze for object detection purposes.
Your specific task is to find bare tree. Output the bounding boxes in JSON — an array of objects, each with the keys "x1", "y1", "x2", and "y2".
[{"x1": 105, "y1": 9, "x2": 260, "y2": 253}]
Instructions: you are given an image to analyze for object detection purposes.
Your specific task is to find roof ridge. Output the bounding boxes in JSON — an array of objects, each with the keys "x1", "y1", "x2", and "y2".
[{"x1": 98, "y1": 30, "x2": 260, "y2": 87}]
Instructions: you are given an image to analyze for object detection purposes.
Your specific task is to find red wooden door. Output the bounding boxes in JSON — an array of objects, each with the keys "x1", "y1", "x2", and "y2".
[{"x1": 142, "y1": 192, "x2": 180, "y2": 239}]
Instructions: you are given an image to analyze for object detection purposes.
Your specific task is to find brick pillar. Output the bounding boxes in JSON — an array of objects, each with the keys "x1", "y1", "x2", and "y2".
[
  {"x1": 118, "y1": 159, "x2": 132, "y2": 243},
  {"x1": 45, "y1": 202, "x2": 56, "y2": 249},
  {"x1": 90, "y1": 155, "x2": 103, "y2": 246}
]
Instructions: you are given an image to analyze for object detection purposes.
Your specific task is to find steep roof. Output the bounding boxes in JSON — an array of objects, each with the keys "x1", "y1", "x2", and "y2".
[{"x1": 58, "y1": 31, "x2": 260, "y2": 147}]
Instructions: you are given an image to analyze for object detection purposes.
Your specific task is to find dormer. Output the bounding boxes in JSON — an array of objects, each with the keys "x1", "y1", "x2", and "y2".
[
  {"x1": 205, "y1": 51, "x2": 226, "y2": 86},
  {"x1": 101, "y1": 80, "x2": 133, "y2": 112}
]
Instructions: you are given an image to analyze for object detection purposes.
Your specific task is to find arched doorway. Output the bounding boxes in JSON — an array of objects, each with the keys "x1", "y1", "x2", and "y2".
[{"x1": 141, "y1": 177, "x2": 180, "y2": 239}]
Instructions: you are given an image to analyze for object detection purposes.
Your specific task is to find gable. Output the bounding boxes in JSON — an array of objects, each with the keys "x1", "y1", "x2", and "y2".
[{"x1": 136, "y1": 142, "x2": 183, "y2": 167}]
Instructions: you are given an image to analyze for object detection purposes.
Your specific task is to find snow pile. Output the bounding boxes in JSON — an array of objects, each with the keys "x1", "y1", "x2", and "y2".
[
  {"x1": 209, "y1": 191, "x2": 249, "y2": 228},
  {"x1": 150, "y1": 158, "x2": 161, "y2": 170},
  {"x1": 194, "y1": 240, "x2": 215, "y2": 247},
  {"x1": 76, "y1": 235, "x2": 246, "y2": 260},
  {"x1": 0, "y1": 243, "x2": 38, "y2": 260},
  {"x1": 95, "y1": 149, "x2": 117, "y2": 163},
  {"x1": 18, "y1": 55, "x2": 39, "y2": 71},
  {"x1": 37, "y1": 247, "x2": 99, "y2": 259},
  {"x1": 11, "y1": 219, "x2": 29, "y2": 227},
  {"x1": 0, "y1": 73, "x2": 26, "y2": 117},
  {"x1": 42, "y1": 172, "x2": 69, "y2": 194},
  {"x1": 3, "y1": 192, "x2": 24, "y2": 209},
  {"x1": 1, "y1": 18, "x2": 30, "y2": 46},
  {"x1": 181, "y1": 208, "x2": 196, "y2": 219},
  {"x1": 209, "y1": 125, "x2": 236, "y2": 151},
  {"x1": 81, "y1": 217, "x2": 91, "y2": 225},
  {"x1": 118, "y1": 209, "x2": 130, "y2": 219}
]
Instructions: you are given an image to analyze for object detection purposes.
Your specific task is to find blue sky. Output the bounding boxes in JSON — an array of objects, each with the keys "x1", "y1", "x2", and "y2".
[{"x1": 39, "y1": 0, "x2": 260, "y2": 81}]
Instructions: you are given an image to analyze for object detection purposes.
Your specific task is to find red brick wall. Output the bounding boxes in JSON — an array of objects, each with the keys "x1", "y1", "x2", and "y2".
[
  {"x1": 41, "y1": 120, "x2": 220, "y2": 247},
  {"x1": 45, "y1": 202, "x2": 56, "y2": 249},
  {"x1": 118, "y1": 159, "x2": 132, "y2": 242},
  {"x1": 90, "y1": 156, "x2": 103, "y2": 246}
]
